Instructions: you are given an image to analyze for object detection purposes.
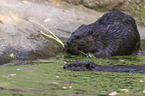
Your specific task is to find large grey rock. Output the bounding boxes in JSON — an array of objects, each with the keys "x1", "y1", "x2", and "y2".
[
  {"x1": 62, "y1": 0, "x2": 125, "y2": 11},
  {"x1": 62, "y1": 0, "x2": 145, "y2": 25},
  {"x1": 0, "y1": 0, "x2": 102, "y2": 64}
]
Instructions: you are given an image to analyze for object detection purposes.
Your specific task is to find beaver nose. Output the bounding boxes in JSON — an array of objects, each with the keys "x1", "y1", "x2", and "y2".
[
  {"x1": 64, "y1": 41, "x2": 71, "y2": 49},
  {"x1": 64, "y1": 43, "x2": 69, "y2": 50},
  {"x1": 63, "y1": 64, "x2": 68, "y2": 69},
  {"x1": 63, "y1": 44, "x2": 67, "y2": 49}
]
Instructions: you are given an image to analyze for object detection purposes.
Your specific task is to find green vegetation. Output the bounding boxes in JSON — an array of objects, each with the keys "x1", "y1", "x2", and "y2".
[{"x1": 0, "y1": 54, "x2": 145, "y2": 96}]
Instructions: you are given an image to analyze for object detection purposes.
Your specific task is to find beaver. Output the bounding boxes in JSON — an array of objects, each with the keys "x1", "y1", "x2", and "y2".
[
  {"x1": 64, "y1": 10, "x2": 143, "y2": 57},
  {"x1": 64, "y1": 11, "x2": 144, "y2": 73},
  {"x1": 64, "y1": 61, "x2": 145, "y2": 73}
]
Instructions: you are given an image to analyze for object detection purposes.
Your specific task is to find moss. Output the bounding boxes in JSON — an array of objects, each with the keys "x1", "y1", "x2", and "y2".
[{"x1": 0, "y1": 54, "x2": 145, "y2": 96}]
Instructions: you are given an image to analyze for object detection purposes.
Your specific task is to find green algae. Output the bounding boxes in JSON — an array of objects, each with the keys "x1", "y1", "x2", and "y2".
[
  {"x1": 0, "y1": 54, "x2": 145, "y2": 96},
  {"x1": 0, "y1": 40, "x2": 145, "y2": 96}
]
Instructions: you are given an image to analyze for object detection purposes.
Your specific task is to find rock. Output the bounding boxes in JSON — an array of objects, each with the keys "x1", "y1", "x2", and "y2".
[
  {"x1": 62, "y1": 0, "x2": 145, "y2": 25},
  {"x1": 62, "y1": 0, "x2": 125, "y2": 11},
  {"x1": 0, "y1": 0, "x2": 102, "y2": 64}
]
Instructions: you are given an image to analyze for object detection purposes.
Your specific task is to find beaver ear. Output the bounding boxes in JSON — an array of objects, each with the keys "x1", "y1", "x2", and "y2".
[{"x1": 81, "y1": 24, "x2": 85, "y2": 27}]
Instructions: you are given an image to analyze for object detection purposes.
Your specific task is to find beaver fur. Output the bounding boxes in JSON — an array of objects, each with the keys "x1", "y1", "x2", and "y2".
[
  {"x1": 64, "y1": 11, "x2": 143, "y2": 57},
  {"x1": 64, "y1": 61, "x2": 145, "y2": 73}
]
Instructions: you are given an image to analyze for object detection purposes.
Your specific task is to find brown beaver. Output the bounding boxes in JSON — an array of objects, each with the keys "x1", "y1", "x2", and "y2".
[
  {"x1": 64, "y1": 11, "x2": 144, "y2": 73},
  {"x1": 64, "y1": 61, "x2": 145, "y2": 73},
  {"x1": 64, "y1": 10, "x2": 143, "y2": 57}
]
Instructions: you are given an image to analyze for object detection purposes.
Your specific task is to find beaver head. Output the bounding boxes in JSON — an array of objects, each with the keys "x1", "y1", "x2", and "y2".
[{"x1": 64, "y1": 24, "x2": 106, "y2": 56}]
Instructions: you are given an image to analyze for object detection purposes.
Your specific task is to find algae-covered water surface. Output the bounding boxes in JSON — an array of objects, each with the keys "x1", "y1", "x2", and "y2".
[
  {"x1": 0, "y1": 55, "x2": 145, "y2": 96},
  {"x1": 0, "y1": 41, "x2": 145, "y2": 96}
]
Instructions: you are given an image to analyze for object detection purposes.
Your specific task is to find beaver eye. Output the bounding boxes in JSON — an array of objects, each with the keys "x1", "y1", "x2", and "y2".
[{"x1": 74, "y1": 35, "x2": 79, "y2": 39}]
